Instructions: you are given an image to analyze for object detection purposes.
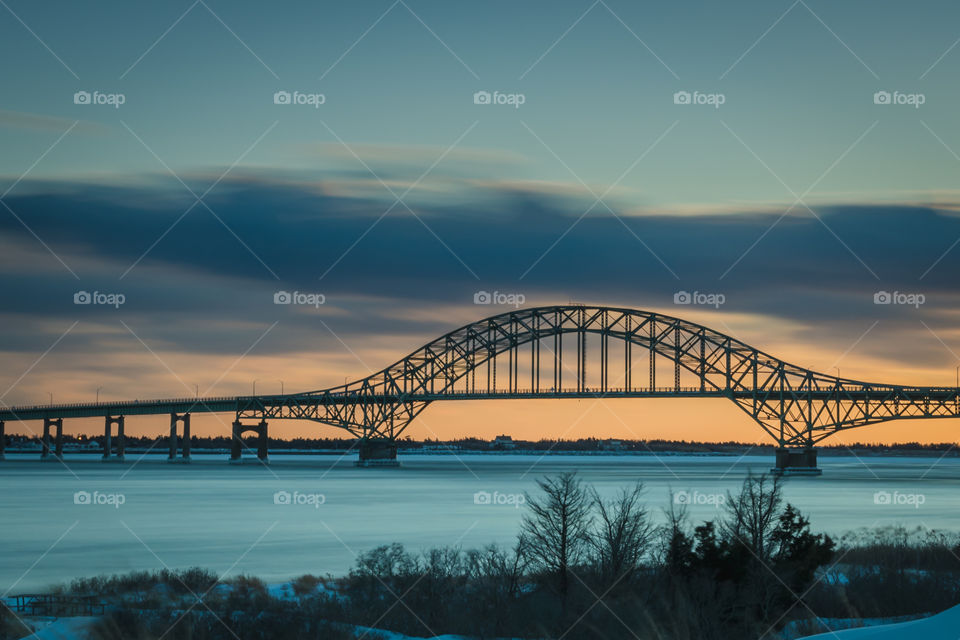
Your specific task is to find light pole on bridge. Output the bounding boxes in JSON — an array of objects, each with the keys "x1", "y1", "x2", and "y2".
[
  {"x1": 278, "y1": 379, "x2": 284, "y2": 395},
  {"x1": 47, "y1": 391, "x2": 53, "y2": 405},
  {"x1": 96, "y1": 386, "x2": 102, "y2": 403},
  {"x1": 252, "y1": 379, "x2": 259, "y2": 396}
]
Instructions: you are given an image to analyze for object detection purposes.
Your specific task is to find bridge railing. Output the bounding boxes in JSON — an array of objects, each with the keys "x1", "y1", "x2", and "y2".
[
  {"x1": 7, "y1": 385, "x2": 959, "y2": 415},
  {"x1": 439, "y1": 386, "x2": 717, "y2": 395},
  {"x1": 6, "y1": 396, "x2": 239, "y2": 413}
]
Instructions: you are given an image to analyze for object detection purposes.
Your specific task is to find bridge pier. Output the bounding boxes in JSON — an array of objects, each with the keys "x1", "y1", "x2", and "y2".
[
  {"x1": 230, "y1": 420, "x2": 268, "y2": 464},
  {"x1": 771, "y1": 447, "x2": 822, "y2": 476},
  {"x1": 356, "y1": 439, "x2": 399, "y2": 467},
  {"x1": 102, "y1": 416, "x2": 125, "y2": 461},
  {"x1": 0, "y1": 420, "x2": 4, "y2": 460},
  {"x1": 41, "y1": 418, "x2": 63, "y2": 460},
  {"x1": 168, "y1": 413, "x2": 191, "y2": 463}
]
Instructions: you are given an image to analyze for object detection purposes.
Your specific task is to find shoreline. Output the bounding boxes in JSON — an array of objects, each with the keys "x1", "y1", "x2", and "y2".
[{"x1": 2, "y1": 447, "x2": 956, "y2": 459}]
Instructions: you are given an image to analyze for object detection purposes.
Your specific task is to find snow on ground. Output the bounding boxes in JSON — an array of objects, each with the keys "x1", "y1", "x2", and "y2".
[
  {"x1": 12, "y1": 617, "x2": 501, "y2": 640},
  {"x1": 799, "y1": 603, "x2": 960, "y2": 638},
  {"x1": 349, "y1": 628, "x2": 514, "y2": 640},
  {"x1": 12, "y1": 609, "x2": 959, "y2": 640},
  {"x1": 21, "y1": 616, "x2": 97, "y2": 640},
  {"x1": 266, "y1": 580, "x2": 342, "y2": 601}
]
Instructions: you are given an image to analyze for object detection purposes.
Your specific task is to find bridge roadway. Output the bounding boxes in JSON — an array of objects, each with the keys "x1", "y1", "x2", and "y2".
[{"x1": 3, "y1": 385, "x2": 960, "y2": 421}]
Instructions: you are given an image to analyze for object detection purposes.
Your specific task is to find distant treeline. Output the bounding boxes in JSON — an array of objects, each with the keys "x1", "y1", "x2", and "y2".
[{"x1": 4, "y1": 432, "x2": 957, "y2": 455}]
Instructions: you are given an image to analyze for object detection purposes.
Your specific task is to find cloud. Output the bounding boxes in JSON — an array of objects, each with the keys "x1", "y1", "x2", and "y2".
[
  {"x1": 294, "y1": 142, "x2": 528, "y2": 169},
  {"x1": 0, "y1": 109, "x2": 106, "y2": 134},
  {"x1": 1, "y1": 172, "x2": 959, "y2": 405}
]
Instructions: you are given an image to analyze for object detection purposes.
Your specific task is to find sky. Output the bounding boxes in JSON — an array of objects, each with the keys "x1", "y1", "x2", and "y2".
[{"x1": 3, "y1": 0, "x2": 960, "y2": 444}]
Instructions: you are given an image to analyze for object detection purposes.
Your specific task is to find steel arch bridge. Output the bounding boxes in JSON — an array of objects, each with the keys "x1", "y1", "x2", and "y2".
[{"x1": 2, "y1": 305, "x2": 959, "y2": 467}]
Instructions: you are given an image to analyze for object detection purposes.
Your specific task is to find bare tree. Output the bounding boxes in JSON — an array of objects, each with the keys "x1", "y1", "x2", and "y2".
[
  {"x1": 659, "y1": 491, "x2": 694, "y2": 574},
  {"x1": 721, "y1": 472, "x2": 783, "y2": 559},
  {"x1": 520, "y1": 472, "x2": 593, "y2": 600},
  {"x1": 589, "y1": 481, "x2": 654, "y2": 585}
]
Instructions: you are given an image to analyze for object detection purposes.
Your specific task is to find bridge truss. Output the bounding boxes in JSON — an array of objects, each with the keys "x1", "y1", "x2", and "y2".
[{"x1": 224, "y1": 306, "x2": 960, "y2": 448}]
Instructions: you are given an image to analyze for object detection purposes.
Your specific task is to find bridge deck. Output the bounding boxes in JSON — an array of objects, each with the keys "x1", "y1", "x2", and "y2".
[{"x1": 2, "y1": 386, "x2": 958, "y2": 422}]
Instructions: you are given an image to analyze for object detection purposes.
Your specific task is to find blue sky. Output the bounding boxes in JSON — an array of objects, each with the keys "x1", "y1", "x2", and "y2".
[
  {"x1": 3, "y1": 0, "x2": 960, "y2": 206},
  {"x1": 3, "y1": 0, "x2": 960, "y2": 442}
]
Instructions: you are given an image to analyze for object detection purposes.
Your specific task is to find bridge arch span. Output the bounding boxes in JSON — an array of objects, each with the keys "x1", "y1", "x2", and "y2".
[{"x1": 236, "y1": 306, "x2": 960, "y2": 448}]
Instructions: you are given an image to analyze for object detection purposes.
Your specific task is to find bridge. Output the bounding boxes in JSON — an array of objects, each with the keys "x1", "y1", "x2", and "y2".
[{"x1": 2, "y1": 305, "x2": 958, "y2": 473}]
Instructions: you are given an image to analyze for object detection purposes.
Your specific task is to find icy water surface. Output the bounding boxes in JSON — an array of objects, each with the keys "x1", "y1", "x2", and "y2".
[{"x1": 2, "y1": 452, "x2": 958, "y2": 592}]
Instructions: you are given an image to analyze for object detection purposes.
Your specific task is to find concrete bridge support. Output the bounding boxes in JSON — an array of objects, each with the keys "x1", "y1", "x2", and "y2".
[
  {"x1": 356, "y1": 439, "x2": 399, "y2": 467},
  {"x1": 0, "y1": 420, "x2": 4, "y2": 461},
  {"x1": 102, "y1": 416, "x2": 125, "y2": 461},
  {"x1": 41, "y1": 418, "x2": 63, "y2": 460},
  {"x1": 167, "y1": 413, "x2": 191, "y2": 462},
  {"x1": 230, "y1": 420, "x2": 268, "y2": 464},
  {"x1": 771, "y1": 447, "x2": 821, "y2": 476}
]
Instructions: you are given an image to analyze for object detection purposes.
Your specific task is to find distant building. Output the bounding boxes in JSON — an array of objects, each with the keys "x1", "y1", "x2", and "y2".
[
  {"x1": 600, "y1": 439, "x2": 625, "y2": 452},
  {"x1": 492, "y1": 435, "x2": 516, "y2": 450}
]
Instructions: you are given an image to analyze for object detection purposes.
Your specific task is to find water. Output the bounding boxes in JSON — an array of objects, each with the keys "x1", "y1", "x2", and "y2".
[{"x1": 2, "y1": 452, "x2": 959, "y2": 593}]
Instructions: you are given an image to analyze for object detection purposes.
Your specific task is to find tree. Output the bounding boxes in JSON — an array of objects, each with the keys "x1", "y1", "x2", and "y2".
[
  {"x1": 662, "y1": 494, "x2": 695, "y2": 575},
  {"x1": 520, "y1": 472, "x2": 593, "y2": 601},
  {"x1": 589, "y1": 481, "x2": 653, "y2": 586},
  {"x1": 770, "y1": 504, "x2": 834, "y2": 586},
  {"x1": 464, "y1": 542, "x2": 528, "y2": 636},
  {"x1": 693, "y1": 521, "x2": 723, "y2": 572},
  {"x1": 721, "y1": 472, "x2": 783, "y2": 559}
]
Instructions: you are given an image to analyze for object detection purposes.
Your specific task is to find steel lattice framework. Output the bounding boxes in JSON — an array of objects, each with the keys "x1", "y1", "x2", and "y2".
[
  {"x1": 232, "y1": 305, "x2": 959, "y2": 446},
  {"x1": 4, "y1": 306, "x2": 959, "y2": 447}
]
